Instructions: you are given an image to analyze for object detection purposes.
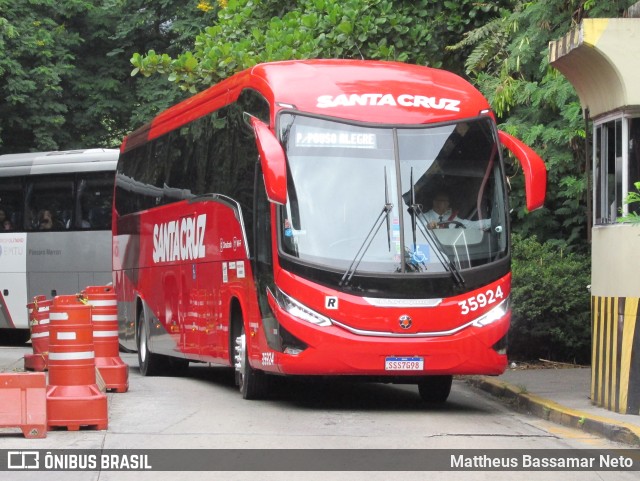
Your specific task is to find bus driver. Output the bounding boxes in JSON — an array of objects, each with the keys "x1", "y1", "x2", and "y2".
[{"x1": 421, "y1": 191, "x2": 490, "y2": 230}]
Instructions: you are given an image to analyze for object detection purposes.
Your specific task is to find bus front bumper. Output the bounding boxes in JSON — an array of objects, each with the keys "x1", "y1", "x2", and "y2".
[{"x1": 258, "y1": 311, "x2": 509, "y2": 377}]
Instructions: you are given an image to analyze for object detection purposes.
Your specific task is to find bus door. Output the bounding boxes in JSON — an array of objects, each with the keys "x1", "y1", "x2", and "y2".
[
  {"x1": 25, "y1": 174, "x2": 79, "y2": 298},
  {"x1": 196, "y1": 284, "x2": 221, "y2": 361},
  {"x1": 175, "y1": 209, "x2": 220, "y2": 361},
  {"x1": 196, "y1": 205, "x2": 224, "y2": 362},
  {"x1": 176, "y1": 213, "x2": 199, "y2": 357},
  {"x1": 195, "y1": 200, "x2": 233, "y2": 363}
]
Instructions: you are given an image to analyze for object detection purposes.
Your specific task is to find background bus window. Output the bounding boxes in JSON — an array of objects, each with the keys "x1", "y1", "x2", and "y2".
[
  {"x1": 26, "y1": 175, "x2": 75, "y2": 231},
  {"x1": 0, "y1": 177, "x2": 23, "y2": 231},
  {"x1": 76, "y1": 172, "x2": 114, "y2": 230}
]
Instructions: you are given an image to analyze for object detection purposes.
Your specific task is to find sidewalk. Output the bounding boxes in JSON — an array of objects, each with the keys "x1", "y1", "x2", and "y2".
[{"x1": 468, "y1": 364, "x2": 640, "y2": 446}]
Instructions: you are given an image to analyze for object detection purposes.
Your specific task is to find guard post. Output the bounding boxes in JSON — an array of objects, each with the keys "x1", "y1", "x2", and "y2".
[{"x1": 549, "y1": 4, "x2": 640, "y2": 414}]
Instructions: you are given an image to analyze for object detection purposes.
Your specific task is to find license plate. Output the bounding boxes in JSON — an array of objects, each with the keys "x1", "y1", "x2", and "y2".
[{"x1": 385, "y1": 356, "x2": 424, "y2": 371}]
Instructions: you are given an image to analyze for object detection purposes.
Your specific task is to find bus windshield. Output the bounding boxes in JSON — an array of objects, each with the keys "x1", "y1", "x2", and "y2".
[{"x1": 278, "y1": 114, "x2": 508, "y2": 275}]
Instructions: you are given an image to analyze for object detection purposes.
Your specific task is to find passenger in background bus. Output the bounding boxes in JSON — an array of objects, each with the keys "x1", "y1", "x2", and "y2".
[
  {"x1": 0, "y1": 208, "x2": 11, "y2": 230},
  {"x1": 37, "y1": 209, "x2": 56, "y2": 230},
  {"x1": 421, "y1": 191, "x2": 490, "y2": 230}
]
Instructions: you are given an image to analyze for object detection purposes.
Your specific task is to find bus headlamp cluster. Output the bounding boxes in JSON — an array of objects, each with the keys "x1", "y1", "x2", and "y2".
[
  {"x1": 275, "y1": 288, "x2": 333, "y2": 327},
  {"x1": 471, "y1": 297, "x2": 510, "y2": 328}
]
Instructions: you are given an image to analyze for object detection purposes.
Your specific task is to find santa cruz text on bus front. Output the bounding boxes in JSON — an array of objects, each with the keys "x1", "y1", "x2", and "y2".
[{"x1": 316, "y1": 93, "x2": 462, "y2": 112}]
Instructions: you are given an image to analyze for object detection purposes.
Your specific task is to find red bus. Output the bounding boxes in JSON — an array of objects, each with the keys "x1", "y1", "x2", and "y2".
[{"x1": 114, "y1": 60, "x2": 546, "y2": 402}]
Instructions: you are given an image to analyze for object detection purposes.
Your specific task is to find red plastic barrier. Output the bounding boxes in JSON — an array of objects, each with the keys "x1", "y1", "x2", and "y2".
[
  {"x1": 24, "y1": 295, "x2": 51, "y2": 372},
  {"x1": 46, "y1": 295, "x2": 107, "y2": 431},
  {"x1": 0, "y1": 372, "x2": 47, "y2": 438},
  {"x1": 82, "y1": 285, "x2": 128, "y2": 393}
]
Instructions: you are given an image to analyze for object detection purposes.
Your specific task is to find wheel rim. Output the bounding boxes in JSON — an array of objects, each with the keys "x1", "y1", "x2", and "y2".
[
  {"x1": 234, "y1": 331, "x2": 246, "y2": 391},
  {"x1": 139, "y1": 319, "x2": 147, "y2": 363}
]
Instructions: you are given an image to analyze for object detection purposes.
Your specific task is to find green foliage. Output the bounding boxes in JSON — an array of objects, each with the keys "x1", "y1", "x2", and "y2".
[
  {"x1": 0, "y1": 0, "x2": 88, "y2": 151},
  {"x1": 618, "y1": 181, "x2": 640, "y2": 224},
  {"x1": 509, "y1": 234, "x2": 591, "y2": 363},
  {"x1": 130, "y1": 0, "x2": 508, "y2": 92},
  {"x1": 0, "y1": 0, "x2": 217, "y2": 153},
  {"x1": 449, "y1": 0, "x2": 636, "y2": 253},
  {"x1": 105, "y1": 0, "x2": 220, "y2": 124}
]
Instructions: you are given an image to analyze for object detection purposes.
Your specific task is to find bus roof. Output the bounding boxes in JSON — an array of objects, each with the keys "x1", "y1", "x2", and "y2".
[
  {"x1": 0, "y1": 149, "x2": 119, "y2": 176},
  {"x1": 123, "y1": 59, "x2": 493, "y2": 152}
]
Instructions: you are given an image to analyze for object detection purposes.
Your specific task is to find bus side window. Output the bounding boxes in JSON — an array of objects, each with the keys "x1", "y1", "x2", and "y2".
[
  {"x1": 26, "y1": 175, "x2": 74, "y2": 231},
  {"x1": 76, "y1": 172, "x2": 114, "y2": 230},
  {"x1": 238, "y1": 89, "x2": 270, "y2": 126},
  {"x1": 0, "y1": 177, "x2": 23, "y2": 231}
]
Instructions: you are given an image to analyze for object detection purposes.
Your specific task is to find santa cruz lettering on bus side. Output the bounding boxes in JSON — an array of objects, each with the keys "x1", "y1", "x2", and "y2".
[
  {"x1": 316, "y1": 93, "x2": 461, "y2": 112},
  {"x1": 152, "y1": 214, "x2": 206, "y2": 263}
]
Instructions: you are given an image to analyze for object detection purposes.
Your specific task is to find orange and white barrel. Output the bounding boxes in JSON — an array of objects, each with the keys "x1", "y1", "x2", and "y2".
[
  {"x1": 81, "y1": 285, "x2": 128, "y2": 393},
  {"x1": 46, "y1": 295, "x2": 107, "y2": 431},
  {"x1": 47, "y1": 296, "x2": 96, "y2": 386},
  {"x1": 24, "y1": 295, "x2": 51, "y2": 372}
]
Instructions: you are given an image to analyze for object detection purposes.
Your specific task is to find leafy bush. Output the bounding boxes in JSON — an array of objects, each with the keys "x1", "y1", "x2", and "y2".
[
  {"x1": 509, "y1": 234, "x2": 591, "y2": 364},
  {"x1": 618, "y1": 181, "x2": 640, "y2": 224}
]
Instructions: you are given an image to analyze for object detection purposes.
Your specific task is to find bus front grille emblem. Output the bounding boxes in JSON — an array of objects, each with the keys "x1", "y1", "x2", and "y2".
[{"x1": 398, "y1": 315, "x2": 412, "y2": 330}]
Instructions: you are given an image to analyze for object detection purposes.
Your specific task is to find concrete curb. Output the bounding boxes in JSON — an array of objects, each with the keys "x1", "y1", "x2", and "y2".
[{"x1": 467, "y1": 376, "x2": 640, "y2": 447}]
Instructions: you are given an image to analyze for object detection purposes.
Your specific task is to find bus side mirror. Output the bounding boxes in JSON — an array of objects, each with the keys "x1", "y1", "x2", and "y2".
[
  {"x1": 498, "y1": 130, "x2": 547, "y2": 211},
  {"x1": 250, "y1": 117, "x2": 287, "y2": 205}
]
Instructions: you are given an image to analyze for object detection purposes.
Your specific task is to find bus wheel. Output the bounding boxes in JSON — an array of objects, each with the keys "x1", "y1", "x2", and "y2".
[
  {"x1": 234, "y1": 325, "x2": 269, "y2": 400},
  {"x1": 418, "y1": 375, "x2": 453, "y2": 404},
  {"x1": 137, "y1": 309, "x2": 164, "y2": 376}
]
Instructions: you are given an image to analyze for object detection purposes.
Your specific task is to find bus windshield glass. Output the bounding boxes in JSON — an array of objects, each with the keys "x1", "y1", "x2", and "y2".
[{"x1": 278, "y1": 114, "x2": 507, "y2": 275}]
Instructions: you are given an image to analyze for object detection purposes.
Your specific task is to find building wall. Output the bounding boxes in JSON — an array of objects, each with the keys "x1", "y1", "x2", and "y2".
[
  {"x1": 591, "y1": 224, "x2": 640, "y2": 297},
  {"x1": 591, "y1": 224, "x2": 640, "y2": 414}
]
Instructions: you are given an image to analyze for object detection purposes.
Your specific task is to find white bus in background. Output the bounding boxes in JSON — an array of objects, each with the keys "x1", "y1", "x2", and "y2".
[{"x1": 0, "y1": 149, "x2": 118, "y2": 343}]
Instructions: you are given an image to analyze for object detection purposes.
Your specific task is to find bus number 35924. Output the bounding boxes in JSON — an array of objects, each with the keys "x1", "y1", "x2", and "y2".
[{"x1": 458, "y1": 286, "x2": 504, "y2": 315}]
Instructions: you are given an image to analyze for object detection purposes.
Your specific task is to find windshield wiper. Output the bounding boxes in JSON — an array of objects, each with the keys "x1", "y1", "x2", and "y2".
[
  {"x1": 340, "y1": 168, "x2": 393, "y2": 287},
  {"x1": 408, "y1": 169, "x2": 465, "y2": 287},
  {"x1": 384, "y1": 166, "x2": 391, "y2": 251}
]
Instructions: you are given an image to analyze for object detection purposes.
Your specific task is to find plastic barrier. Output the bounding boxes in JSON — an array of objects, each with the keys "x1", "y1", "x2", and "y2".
[
  {"x1": 81, "y1": 285, "x2": 128, "y2": 393},
  {"x1": 46, "y1": 295, "x2": 107, "y2": 431},
  {"x1": 0, "y1": 372, "x2": 47, "y2": 438},
  {"x1": 24, "y1": 295, "x2": 51, "y2": 372}
]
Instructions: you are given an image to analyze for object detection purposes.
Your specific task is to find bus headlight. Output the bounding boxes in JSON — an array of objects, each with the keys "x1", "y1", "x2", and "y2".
[
  {"x1": 472, "y1": 297, "x2": 510, "y2": 328},
  {"x1": 275, "y1": 288, "x2": 333, "y2": 327}
]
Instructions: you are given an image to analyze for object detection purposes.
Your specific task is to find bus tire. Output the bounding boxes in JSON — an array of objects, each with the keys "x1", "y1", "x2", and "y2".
[
  {"x1": 234, "y1": 325, "x2": 269, "y2": 400},
  {"x1": 418, "y1": 375, "x2": 453, "y2": 403},
  {"x1": 137, "y1": 308, "x2": 165, "y2": 376}
]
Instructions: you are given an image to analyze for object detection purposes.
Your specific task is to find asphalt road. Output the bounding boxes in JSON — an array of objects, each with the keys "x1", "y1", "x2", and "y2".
[{"x1": 0, "y1": 345, "x2": 637, "y2": 481}]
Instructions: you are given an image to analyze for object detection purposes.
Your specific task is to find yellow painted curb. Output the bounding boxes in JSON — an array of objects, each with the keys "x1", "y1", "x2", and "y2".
[{"x1": 468, "y1": 376, "x2": 640, "y2": 446}]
